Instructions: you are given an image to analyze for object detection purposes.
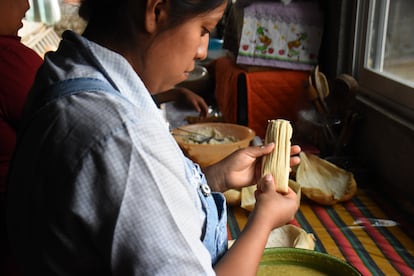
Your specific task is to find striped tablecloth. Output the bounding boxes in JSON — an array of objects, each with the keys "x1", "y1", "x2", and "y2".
[{"x1": 227, "y1": 188, "x2": 414, "y2": 276}]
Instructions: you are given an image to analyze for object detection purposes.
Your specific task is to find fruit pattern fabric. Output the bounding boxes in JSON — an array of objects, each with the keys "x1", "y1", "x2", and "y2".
[{"x1": 236, "y1": 1, "x2": 323, "y2": 71}]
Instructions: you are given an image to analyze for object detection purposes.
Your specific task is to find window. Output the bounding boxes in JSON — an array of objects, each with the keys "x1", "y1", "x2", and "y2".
[{"x1": 354, "y1": 0, "x2": 414, "y2": 114}]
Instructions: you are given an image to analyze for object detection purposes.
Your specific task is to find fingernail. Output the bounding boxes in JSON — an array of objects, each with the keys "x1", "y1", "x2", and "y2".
[{"x1": 264, "y1": 173, "x2": 272, "y2": 182}]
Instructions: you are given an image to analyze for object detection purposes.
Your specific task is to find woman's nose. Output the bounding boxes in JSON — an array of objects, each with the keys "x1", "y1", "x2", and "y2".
[{"x1": 195, "y1": 35, "x2": 209, "y2": 61}]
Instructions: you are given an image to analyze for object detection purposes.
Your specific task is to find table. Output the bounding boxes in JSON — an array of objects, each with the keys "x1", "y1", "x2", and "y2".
[{"x1": 227, "y1": 188, "x2": 414, "y2": 275}]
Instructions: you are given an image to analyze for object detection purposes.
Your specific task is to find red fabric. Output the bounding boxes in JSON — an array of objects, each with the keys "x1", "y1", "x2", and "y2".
[
  {"x1": 245, "y1": 70, "x2": 310, "y2": 138},
  {"x1": 214, "y1": 56, "x2": 311, "y2": 138},
  {"x1": 0, "y1": 36, "x2": 43, "y2": 192}
]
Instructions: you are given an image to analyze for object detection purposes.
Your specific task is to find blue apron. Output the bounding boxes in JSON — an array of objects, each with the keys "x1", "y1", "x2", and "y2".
[
  {"x1": 184, "y1": 159, "x2": 228, "y2": 265},
  {"x1": 43, "y1": 78, "x2": 229, "y2": 265}
]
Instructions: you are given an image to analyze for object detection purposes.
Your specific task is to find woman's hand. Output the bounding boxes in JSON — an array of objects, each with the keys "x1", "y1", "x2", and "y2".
[
  {"x1": 153, "y1": 87, "x2": 209, "y2": 118},
  {"x1": 204, "y1": 143, "x2": 301, "y2": 192},
  {"x1": 253, "y1": 173, "x2": 299, "y2": 230},
  {"x1": 176, "y1": 87, "x2": 209, "y2": 118},
  {"x1": 213, "y1": 173, "x2": 299, "y2": 275}
]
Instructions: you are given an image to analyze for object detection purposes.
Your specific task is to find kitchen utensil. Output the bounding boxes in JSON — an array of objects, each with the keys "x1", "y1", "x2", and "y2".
[
  {"x1": 318, "y1": 71, "x2": 330, "y2": 98},
  {"x1": 333, "y1": 111, "x2": 359, "y2": 156},
  {"x1": 311, "y1": 65, "x2": 322, "y2": 95},
  {"x1": 307, "y1": 76, "x2": 327, "y2": 114},
  {"x1": 311, "y1": 65, "x2": 330, "y2": 113}
]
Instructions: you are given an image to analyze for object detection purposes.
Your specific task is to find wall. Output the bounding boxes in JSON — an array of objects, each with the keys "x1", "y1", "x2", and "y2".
[{"x1": 350, "y1": 97, "x2": 414, "y2": 215}]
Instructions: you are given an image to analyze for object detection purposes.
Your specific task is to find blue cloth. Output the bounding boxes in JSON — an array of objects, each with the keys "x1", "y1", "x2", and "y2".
[
  {"x1": 7, "y1": 30, "x2": 226, "y2": 275},
  {"x1": 184, "y1": 160, "x2": 228, "y2": 265}
]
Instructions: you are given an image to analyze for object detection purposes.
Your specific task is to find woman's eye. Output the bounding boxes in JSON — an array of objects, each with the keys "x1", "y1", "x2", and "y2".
[{"x1": 201, "y1": 27, "x2": 211, "y2": 37}]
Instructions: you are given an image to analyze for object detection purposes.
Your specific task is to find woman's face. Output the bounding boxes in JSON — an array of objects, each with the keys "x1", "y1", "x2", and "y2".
[
  {"x1": 0, "y1": 0, "x2": 30, "y2": 36},
  {"x1": 138, "y1": 1, "x2": 227, "y2": 93}
]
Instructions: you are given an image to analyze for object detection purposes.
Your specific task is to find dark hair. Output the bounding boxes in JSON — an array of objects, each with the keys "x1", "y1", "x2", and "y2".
[
  {"x1": 167, "y1": 0, "x2": 228, "y2": 28},
  {"x1": 79, "y1": 0, "x2": 227, "y2": 43}
]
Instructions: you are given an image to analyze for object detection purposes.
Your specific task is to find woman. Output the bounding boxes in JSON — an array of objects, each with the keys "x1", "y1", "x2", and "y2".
[{"x1": 7, "y1": 0, "x2": 300, "y2": 275}]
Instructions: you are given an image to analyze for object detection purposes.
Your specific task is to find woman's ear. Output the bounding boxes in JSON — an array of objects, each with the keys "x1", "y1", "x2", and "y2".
[{"x1": 145, "y1": 0, "x2": 168, "y2": 33}]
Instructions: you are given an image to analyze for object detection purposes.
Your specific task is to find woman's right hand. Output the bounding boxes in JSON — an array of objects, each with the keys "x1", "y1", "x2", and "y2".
[
  {"x1": 214, "y1": 173, "x2": 299, "y2": 275},
  {"x1": 251, "y1": 173, "x2": 299, "y2": 231}
]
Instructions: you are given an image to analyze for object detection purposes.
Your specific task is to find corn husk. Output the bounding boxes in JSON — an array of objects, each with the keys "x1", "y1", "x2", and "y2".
[
  {"x1": 296, "y1": 152, "x2": 357, "y2": 205},
  {"x1": 266, "y1": 224, "x2": 316, "y2": 250},
  {"x1": 240, "y1": 184, "x2": 257, "y2": 212},
  {"x1": 262, "y1": 119, "x2": 293, "y2": 193},
  {"x1": 223, "y1": 189, "x2": 241, "y2": 206},
  {"x1": 228, "y1": 224, "x2": 316, "y2": 250}
]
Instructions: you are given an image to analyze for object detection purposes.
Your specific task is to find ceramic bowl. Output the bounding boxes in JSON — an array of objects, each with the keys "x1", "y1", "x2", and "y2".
[{"x1": 258, "y1": 247, "x2": 361, "y2": 275}]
